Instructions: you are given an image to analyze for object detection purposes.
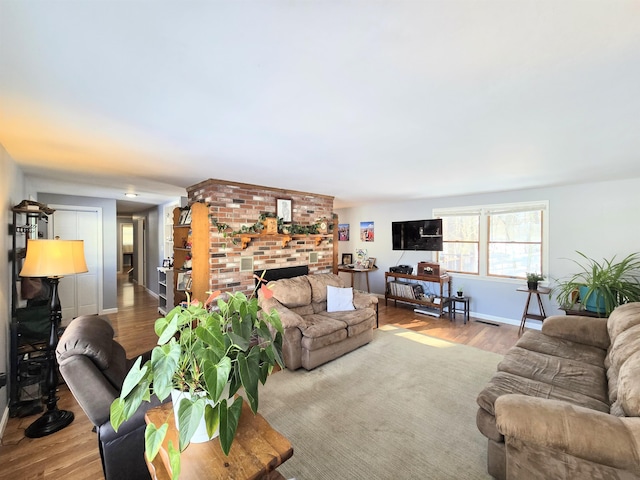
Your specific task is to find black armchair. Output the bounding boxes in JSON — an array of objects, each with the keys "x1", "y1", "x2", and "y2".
[{"x1": 56, "y1": 315, "x2": 165, "y2": 480}]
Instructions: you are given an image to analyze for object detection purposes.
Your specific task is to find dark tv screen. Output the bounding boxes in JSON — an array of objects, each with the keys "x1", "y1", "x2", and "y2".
[{"x1": 392, "y1": 219, "x2": 443, "y2": 251}]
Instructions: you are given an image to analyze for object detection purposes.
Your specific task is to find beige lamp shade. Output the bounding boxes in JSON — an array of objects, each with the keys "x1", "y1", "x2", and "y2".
[{"x1": 20, "y1": 239, "x2": 89, "y2": 278}]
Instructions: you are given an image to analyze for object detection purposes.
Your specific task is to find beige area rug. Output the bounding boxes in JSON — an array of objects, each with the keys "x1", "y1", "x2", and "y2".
[{"x1": 258, "y1": 325, "x2": 502, "y2": 480}]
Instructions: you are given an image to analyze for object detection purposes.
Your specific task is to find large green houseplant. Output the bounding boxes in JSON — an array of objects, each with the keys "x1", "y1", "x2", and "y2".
[
  {"x1": 554, "y1": 251, "x2": 640, "y2": 316},
  {"x1": 110, "y1": 282, "x2": 284, "y2": 479}
]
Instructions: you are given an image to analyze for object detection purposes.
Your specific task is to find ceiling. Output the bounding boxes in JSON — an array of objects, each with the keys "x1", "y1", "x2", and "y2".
[{"x1": 2, "y1": 1, "x2": 640, "y2": 214}]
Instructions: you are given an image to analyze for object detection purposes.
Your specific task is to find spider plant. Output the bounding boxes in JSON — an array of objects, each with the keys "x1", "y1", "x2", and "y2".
[{"x1": 555, "y1": 251, "x2": 640, "y2": 316}]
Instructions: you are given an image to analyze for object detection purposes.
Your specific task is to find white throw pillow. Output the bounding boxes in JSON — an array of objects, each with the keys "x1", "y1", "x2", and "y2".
[{"x1": 326, "y1": 285, "x2": 356, "y2": 312}]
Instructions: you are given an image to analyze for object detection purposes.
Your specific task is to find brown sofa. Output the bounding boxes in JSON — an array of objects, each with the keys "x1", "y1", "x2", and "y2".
[
  {"x1": 258, "y1": 273, "x2": 377, "y2": 370},
  {"x1": 476, "y1": 302, "x2": 640, "y2": 479}
]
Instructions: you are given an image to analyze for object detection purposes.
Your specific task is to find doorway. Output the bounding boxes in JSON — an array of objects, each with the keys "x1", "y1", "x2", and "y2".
[
  {"x1": 134, "y1": 217, "x2": 146, "y2": 287},
  {"x1": 121, "y1": 223, "x2": 134, "y2": 274}
]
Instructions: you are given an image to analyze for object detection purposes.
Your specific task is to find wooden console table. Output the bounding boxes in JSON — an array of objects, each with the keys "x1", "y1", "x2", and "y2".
[
  {"x1": 384, "y1": 272, "x2": 451, "y2": 317},
  {"x1": 144, "y1": 400, "x2": 293, "y2": 480}
]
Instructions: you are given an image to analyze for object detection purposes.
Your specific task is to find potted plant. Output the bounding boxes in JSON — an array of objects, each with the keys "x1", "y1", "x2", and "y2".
[
  {"x1": 526, "y1": 272, "x2": 544, "y2": 291},
  {"x1": 456, "y1": 286, "x2": 464, "y2": 297},
  {"x1": 110, "y1": 281, "x2": 284, "y2": 478},
  {"x1": 554, "y1": 251, "x2": 640, "y2": 316}
]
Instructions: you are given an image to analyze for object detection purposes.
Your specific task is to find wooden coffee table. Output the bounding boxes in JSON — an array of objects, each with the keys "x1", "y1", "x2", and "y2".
[{"x1": 144, "y1": 399, "x2": 293, "y2": 480}]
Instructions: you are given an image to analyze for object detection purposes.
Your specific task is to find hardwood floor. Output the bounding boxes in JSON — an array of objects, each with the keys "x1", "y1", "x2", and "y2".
[
  {"x1": 378, "y1": 302, "x2": 520, "y2": 355},
  {"x1": 0, "y1": 275, "x2": 518, "y2": 479}
]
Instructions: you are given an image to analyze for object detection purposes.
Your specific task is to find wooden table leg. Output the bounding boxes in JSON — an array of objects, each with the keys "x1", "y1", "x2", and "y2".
[
  {"x1": 535, "y1": 292, "x2": 546, "y2": 319},
  {"x1": 519, "y1": 292, "x2": 533, "y2": 336},
  {"x1": 464, "y1": 298, "x2": 469, "y2": 324}
]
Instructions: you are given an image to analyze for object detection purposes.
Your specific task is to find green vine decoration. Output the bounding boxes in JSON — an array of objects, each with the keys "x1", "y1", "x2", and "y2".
[{"x1": 212, "y1": 211, "x2": 327, "y2": 243}]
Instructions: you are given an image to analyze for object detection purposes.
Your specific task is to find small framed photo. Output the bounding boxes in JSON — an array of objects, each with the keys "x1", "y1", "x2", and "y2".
[
  {"x1": 184, "y1": 208, "x2": 192, "y2": 225},
  {"x1": 341, "y1": 253, "x2": 353, "y2": 265},
  {"x1": 277, "y1": 199, "x2": 292, "y2": 223},
  {"x1": 367, "y1": 257, "x2": 377, "y2": 269},
  {"x1": 176, "y1": 272, "x2": 188, "y2": 291}
]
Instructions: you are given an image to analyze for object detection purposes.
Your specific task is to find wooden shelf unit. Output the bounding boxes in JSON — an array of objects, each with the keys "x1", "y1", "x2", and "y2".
[
  {"x1": 385, "y1": 272, "x2": 451, "y2": 317},
  {"x1": 173, "y1": 202, "x2": 209, "y2": 306}
]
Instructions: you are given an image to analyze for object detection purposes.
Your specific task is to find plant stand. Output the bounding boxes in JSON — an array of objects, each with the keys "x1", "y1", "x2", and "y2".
[
  {"x1": 517, "y1": 286, "x2": 551, "y2": 336},
  {"x1": 449, "y1": 296, "x2": 470, "y2": 324}
]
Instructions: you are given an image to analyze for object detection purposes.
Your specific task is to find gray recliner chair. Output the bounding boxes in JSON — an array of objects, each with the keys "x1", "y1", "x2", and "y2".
[{"x1": 56, "y1": 315, "x2": 164, "y2": 480}]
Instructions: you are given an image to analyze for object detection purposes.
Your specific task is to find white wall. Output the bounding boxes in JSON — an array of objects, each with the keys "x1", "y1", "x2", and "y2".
[
  {"x1": 0, "y1": 145, "x2": 26, "y2": 432},
  {"x1": 336, "y1": 176, "x2": 640, "y2": 325}
]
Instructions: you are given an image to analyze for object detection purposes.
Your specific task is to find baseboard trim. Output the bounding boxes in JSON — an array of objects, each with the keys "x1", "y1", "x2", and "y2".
[
  {"x1": 0, "y1": 405, "x2": 9, "y2": 441},
  {"x1": 471, "y1": 312, "x2": 542, "y2": 331},
  {"x1": 101, "y1": 308, "x2": 118, "y2": 315}
]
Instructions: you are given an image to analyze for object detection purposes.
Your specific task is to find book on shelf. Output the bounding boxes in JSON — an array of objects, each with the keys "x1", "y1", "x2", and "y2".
[{"x1": 388, "y1": 281, "x2": 416, "y2": 299}]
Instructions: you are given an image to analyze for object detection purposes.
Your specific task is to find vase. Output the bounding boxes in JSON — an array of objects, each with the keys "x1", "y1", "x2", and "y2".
[
  {"x1": 170, "y1": 388, "x2": 233, "y2": 443},
  {"x1": 579, "y1": 286, "x2": 607, "y2": 314}
]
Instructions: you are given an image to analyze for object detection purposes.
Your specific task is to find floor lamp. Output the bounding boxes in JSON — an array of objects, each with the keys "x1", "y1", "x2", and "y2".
[{"x1": 20, "y1": 238, "x2": 88, "y2": 438}]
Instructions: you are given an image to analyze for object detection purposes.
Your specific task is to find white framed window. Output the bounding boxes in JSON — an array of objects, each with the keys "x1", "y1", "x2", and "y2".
[
  {"x1": 434, "y1": 201, "x2": 548, "y2": 280},
  {"x1": 439, "y1": 213, "x2": 480, "y2": 274}
]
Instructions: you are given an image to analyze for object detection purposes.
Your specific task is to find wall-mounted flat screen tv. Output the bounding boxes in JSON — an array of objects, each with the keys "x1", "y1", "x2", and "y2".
[{"x1": 392, "y1": 219, "x2": 443, "y2": 251}]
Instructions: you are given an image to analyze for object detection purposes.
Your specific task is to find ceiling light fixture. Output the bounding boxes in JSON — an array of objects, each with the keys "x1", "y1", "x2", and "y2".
[{"x1": 124, "y1": 193, "x2": 138, "y2": 198}]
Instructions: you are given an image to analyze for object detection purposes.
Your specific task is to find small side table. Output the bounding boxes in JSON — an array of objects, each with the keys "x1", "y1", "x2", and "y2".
[
  {"x1": 517, "y1": 286, "x2": 551, "y2": 336},
  {"x1": 338, "y1": 266, "x2": 378, "y2": 293},
  {"x1": 144, "y1": 400, "x2": 293, "y2": 479},
  {"x1": 449, "y1": 296, "x2": 470, "y2": 324}
]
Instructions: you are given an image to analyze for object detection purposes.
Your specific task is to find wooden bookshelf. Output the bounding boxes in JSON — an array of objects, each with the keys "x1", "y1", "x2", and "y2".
[{"x1": 173, "y1": 202, "x2": 209, "y2": 305}]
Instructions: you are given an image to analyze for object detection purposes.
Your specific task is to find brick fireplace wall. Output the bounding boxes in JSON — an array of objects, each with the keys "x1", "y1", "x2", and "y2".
[{"x1": 187, "y1": 178, "x2": 337, "y2": 295}]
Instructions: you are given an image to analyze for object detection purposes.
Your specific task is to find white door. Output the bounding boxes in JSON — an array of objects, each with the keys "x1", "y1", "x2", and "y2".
[
  {"x1": 136, "y1": 218, "x2": 145, "y2": 286},
  {"x1": 49, "y1": 206, "x2": 102, "y2": 322}
]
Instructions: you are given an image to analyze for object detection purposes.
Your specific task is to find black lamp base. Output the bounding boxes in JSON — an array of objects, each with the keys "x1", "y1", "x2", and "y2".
[
  {"x1": 25, "y1": 408, "x2": 74, "y2": 438},
  {"x1": 24, "y1": 276, "x2": 74, "y2": 439}
]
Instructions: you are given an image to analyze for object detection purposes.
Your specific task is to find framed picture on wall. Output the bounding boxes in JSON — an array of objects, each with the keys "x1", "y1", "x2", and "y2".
[
  {"x1": 277, "y1": 199, "x2": 292, "y2": 223},
  {"x1": 338, "y1": 223, "x2": 350, "y2": 241},
  {"x1": 360, "y1": 221, "x2": 374, "y2": 242}
]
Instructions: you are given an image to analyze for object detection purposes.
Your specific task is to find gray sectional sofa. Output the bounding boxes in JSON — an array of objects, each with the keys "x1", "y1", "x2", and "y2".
[
  {"x1": 476, "y1": 302, "x2": 640, "y2": 479},
  {"x1": 258, "y1": 273, "x2": 378, "y2": 370}
]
